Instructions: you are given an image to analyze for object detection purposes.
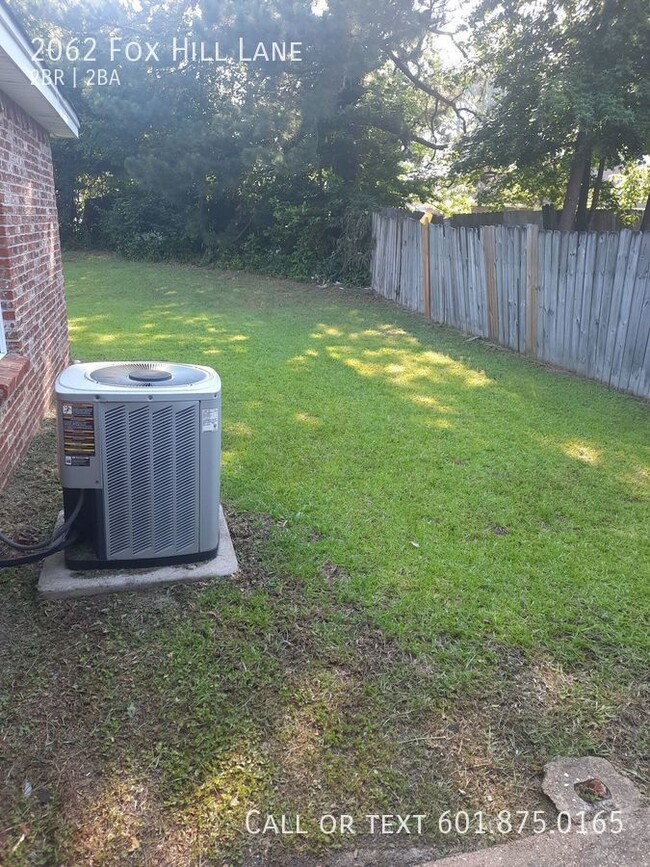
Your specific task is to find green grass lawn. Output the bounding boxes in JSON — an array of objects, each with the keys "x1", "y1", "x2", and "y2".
[{"x1": 1, "y1": 252, "x2": 648, "y2": 865}]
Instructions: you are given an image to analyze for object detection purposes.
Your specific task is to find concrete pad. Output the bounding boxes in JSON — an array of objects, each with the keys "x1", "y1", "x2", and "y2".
[
  {"x1": 542, "y1": 756, "x2": 644, "y2": 819},
  {"x1": 421, "y1": 806, "x2": 650, "y2": 866},
  {"x1": 38, "y1": 505, "x2": 238, "y2": 599}
]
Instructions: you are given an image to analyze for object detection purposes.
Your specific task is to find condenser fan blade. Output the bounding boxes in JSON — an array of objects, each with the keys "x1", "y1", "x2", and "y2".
[{"x1": 88, "y1": 362, "x2": 209, "y2": 387}]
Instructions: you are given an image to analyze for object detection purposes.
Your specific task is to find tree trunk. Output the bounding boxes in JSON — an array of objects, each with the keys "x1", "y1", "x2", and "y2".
[
  {"x1": 641, "y1": 191, "x2": 650, "y2": 232},
  {"x1": 559, "y1": 128, "x2": 590, "y2": 231},
  {"x1": 575, "y1": 145, "x2": 593, "y2": 231},
  {"x1": 588, "y1": 156, "x2": 606, "y2": 229}
]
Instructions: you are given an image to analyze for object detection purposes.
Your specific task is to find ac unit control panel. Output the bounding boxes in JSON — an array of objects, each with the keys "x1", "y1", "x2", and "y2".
[{"x1": 58, "y1": 400, "x2": 103, "y2": 488}]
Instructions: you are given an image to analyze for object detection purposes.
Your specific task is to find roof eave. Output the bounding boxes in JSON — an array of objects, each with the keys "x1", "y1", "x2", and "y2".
[{"x1": 0, "y1": 2, "x2": 79, "y2": 138}]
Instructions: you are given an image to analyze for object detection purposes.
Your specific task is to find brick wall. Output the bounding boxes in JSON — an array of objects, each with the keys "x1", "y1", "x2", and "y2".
[{"x1": 0, "y1": 91, "x2": 70, "y2": 487}]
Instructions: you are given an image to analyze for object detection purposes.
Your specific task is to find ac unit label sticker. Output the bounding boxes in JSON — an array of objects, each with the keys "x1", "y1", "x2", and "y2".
[
  {"x1": 202, "y1": 407, "x2": 219, "y2": 432},
  {"x1": 62, "y1": 403, "x2": 95, "y2": 466}
]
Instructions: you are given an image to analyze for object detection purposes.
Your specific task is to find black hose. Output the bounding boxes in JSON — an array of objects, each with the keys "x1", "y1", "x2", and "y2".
[
  {"x1": 0, "y1": 491, "x2": 85, "y2": 551},
  {"x1": 0, "y1": 530, "x2": 78, "y2": 567},
  {"x1": 0, "y1": 491, "x2": 85, "y2": 567}
]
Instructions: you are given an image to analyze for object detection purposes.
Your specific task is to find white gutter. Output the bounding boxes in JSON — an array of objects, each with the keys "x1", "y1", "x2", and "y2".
[{"x1": 0, "y1": 1, "x2": 79, "y2": 138}]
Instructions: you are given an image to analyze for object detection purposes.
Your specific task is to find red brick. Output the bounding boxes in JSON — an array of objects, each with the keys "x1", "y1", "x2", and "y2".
[
  {"x1": 0, "y1": 91, "x2": 70, "y2": 487},
  {"x1": 0, "y1": 353, "x2": 30, "y2": 399}
]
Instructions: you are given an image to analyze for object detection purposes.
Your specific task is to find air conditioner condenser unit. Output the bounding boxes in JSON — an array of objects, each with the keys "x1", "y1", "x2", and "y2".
[{"x1": 55, "y1": 361, "x2": 221, "y2": 569}]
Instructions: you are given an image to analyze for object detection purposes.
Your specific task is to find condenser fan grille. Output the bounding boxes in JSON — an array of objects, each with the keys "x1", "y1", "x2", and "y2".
[{"x1": 89, "y1": 362, "x2": 209, "y2": 388}]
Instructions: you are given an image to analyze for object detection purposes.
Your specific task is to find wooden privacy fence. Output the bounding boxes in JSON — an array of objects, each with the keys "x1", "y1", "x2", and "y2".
[{"x1": 371, "y1": 214, "x2": 650, "y2": 399}]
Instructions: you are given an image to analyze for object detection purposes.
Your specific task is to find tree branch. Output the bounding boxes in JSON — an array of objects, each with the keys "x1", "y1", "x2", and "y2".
[
  {"x1": 366, "y1": 116, "x2": 447, "y2": 150},
  {"x1": 385, "y1": 49, "x2": 481, "y2": 132},
  {"x1": 409, "y1": 132, "x2": 448, "y2": 150}
]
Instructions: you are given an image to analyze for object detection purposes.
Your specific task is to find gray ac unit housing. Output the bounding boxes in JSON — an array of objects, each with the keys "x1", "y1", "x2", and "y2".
[{"x1": 55, "y1": 361, "x2": 221, "y2": 569}]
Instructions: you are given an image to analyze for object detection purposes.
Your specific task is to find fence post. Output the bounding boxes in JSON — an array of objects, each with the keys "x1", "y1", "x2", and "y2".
[
  {"x1": 526, "y1": 224, "x2": 539, "y2": 357},
  {"x1": 420, "y1": 212, "x2": 432, "y2": 318},
  {"x1": 483, "y1": 226, "x2": 498, "y2": 340}
]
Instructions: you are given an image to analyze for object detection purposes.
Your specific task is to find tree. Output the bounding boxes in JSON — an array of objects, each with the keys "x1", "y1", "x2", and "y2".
[
  {"x1": 456, "y1": 0, "x2": 650, "y2": 230},
  {"x1": 13, "y1": 0, "x2": 472, "y2": 278}
]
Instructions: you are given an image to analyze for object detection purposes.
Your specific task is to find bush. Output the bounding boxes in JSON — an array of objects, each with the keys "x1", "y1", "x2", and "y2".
[
  {"x1": 96, "y1": 189, "x2": 200, "y2": 261},
  {"x1": 61, "y1": 180, "x2": 374, "y2": 285}
]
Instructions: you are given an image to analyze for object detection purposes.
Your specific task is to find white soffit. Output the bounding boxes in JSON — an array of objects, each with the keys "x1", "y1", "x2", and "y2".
[{"x1": 0, "y1": 2, "x2": 79, "y2": 138}]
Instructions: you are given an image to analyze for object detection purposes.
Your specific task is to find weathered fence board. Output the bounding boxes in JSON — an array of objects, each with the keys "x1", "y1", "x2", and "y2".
[
  {"x1": 622, "y1": 233, "x2": 650, "y2": 395},
  {"x1": 525, "y1": 224, "x2": 539, "y2": 357},
  {"x1": 371, "y1": 214, "x2": 650, "y2": 399},
  {"x1": 575, "y1": 232, "x2": 596, "y2": 375},
  {"x1": 585, "y1": 232, "x2": 609, "y2": 377}
]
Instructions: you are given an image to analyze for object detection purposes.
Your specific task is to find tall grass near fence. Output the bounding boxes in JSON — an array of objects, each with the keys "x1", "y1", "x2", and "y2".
[{"x1": 372, "y1": 215, "x2": 650, "y2": 399}]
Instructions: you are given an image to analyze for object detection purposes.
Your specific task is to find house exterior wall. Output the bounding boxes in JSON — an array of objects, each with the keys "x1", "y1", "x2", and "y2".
[{"x1": 0, "y1": 90, "x2": 70, "y2": 487}]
